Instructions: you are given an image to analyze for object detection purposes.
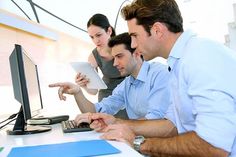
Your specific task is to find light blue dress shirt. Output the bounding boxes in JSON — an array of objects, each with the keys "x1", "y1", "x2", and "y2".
[
  {"x1": 95, "y1": 61, "x2": 171, "y2": 119},
  {"x1": 165, "y1": 30, "x2": 236, "y2": 156}
]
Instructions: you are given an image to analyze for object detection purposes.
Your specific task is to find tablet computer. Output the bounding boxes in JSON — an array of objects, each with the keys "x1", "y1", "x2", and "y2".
[{"x1": 70, "y1": 62, "x2": 107, "y2": 89}]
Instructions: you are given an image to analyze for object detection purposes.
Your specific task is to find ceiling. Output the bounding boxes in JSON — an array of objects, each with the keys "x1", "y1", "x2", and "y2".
[
  {"x1": 0, "y1": 0, "x2": 131, "y2": 42},
  {"x1": 0, "y1": 0, "x2": 236, "y2": 43}
]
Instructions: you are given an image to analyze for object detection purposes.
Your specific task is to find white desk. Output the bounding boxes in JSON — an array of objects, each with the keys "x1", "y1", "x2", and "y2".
[{"x1": 0, "y1": 124, "x2": 142, "y2": 157}]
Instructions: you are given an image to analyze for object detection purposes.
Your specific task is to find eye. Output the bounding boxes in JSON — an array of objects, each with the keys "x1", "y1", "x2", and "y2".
[
  {"x1": 96, "y1": 33, "x2": 102, "y2": 38},
  {"x1": 116, "y1": 54, "x2": 123, "y2": 59},
  {"x1": 130, "y1": 34, "x2": 137, "y2": 40},
  {"x1": 133, "y1": 35, "x2": 137, "y2": 38},
  {"x1": 89, "y1": 35, "x2": 94, "y2": 39}
]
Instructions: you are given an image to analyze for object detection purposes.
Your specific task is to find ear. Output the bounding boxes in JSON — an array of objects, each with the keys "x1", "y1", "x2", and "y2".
[
  {"x1": 151, "y1": 22, "x2": 164, "y2": 38},
  {"x1": 107, "y1": 26, "x2": 113, "y2": 36}
]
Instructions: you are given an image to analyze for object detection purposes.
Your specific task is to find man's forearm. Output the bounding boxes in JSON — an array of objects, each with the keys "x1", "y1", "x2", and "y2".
[
  {"x1": 74, "y1": 90, "x2": 96, "y2": 113},
  {"x1": 84, "y1": 88, "x2": 98, "y2": 95},
  {"x1": 117, "y1": 119, "x2": 177, "y2": 138},
  {"x1": 141, "y1": 131, "x2": 229, "y2": 157}
]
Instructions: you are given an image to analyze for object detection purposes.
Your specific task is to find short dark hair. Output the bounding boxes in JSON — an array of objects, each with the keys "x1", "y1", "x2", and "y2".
[
  {"x1": 87, "y1": 13, "x2": 116, "y2": 37},
  {"x1": 121, "y1": 0, "x2": 183, "y2": 35},
  {"x1": 108, "y1": 32, "x2": 135, "y2": 54}
]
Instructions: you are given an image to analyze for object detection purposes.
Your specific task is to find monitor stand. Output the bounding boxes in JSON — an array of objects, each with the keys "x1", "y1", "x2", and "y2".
[
  {"x1": 7, "y1": 125, "x2": 51, "y2": 135},
  {"x1": 6, "y1": 107, "x2": 51, "y2": 135}
]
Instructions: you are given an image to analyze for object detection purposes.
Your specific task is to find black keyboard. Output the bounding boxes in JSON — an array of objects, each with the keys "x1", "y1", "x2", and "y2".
[{"x1": 61, "y1": 120, "x2": 93, "y2": 133}]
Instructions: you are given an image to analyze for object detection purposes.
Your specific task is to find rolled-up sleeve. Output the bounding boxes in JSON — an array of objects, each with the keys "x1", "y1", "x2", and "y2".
[
  {"x1": 94, "y1": 81, "x2": 125, "y2": 115},
  {"x1": 186, "y1": 48, "x2": 236, "y2": 152},
  {"x1": 193, "y1": 91, "x2": 236, "y2": 152}
]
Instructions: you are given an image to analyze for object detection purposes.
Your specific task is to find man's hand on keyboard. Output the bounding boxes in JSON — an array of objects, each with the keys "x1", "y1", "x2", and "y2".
[
  {"x1": 74, "y1": 113, "x2": 93, "y2": 126},
  {"x1": 89, "y1": 113, "x2": 117, "y2": 132}
]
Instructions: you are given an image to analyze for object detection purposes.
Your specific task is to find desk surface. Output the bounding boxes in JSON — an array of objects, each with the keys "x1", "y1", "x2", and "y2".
[{"x1": 0, "y1": 124, "x2": 142, "y2": 157}]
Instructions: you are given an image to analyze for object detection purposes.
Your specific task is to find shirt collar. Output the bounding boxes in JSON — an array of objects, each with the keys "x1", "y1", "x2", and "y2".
[
  {"x1": 130, "y1": 61, "x2": 149, "y2": 84},
  {"x1": 167, "y1": 30, "x2": 197, "y2": 71}
]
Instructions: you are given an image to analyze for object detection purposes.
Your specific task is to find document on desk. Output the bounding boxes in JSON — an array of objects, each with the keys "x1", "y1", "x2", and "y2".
[
  {"x1": 7, "y1": 140, "x2": 120, "y2": 157},
  {"x1": 70, "y1": 62, "x2": 107, "y2": 89}
]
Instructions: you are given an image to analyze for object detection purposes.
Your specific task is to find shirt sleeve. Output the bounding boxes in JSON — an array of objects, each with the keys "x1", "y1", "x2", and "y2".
[
  {"x1": 95, "y1": 80, "x2": 126, "y2": 115},
  {"x1": 145, "y1": 65, "x2": 171, "y2": 119},
  {"x1": 185, "y1": 44, "x2": 236, "y2": 152}
]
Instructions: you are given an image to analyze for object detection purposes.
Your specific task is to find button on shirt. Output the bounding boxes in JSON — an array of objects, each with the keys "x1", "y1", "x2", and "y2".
[
  {"x1": 95, "y1": 61, "x2": 171, "y2": 119},
  {"x1": 165, "y1": 30, "x2": 236, "y2": 156}
]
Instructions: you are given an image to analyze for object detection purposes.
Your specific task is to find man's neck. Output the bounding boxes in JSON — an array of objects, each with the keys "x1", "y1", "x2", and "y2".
[
  {"x1": 163, "y1": 32, "x2": 183, "y2": 59},
  {"x1": 131, "y1": 60, "x2": 143, "y2": 79}
]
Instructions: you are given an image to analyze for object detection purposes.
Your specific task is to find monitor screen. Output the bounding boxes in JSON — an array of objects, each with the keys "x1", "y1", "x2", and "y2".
[
  {"x1": 21, "y1": 47, "x2": 42, "y2": 118},
  {"x1": 7, "y1": 44, "x2": 50, "y2": 135}
]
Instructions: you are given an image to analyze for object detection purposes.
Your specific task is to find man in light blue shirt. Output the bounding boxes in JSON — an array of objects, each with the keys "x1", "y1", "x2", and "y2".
[
  {"x1": 96, "y1": 60, "x2": 169, "y2": 119},
  {"x1": 87, "y1": 0, "x2": 236, "y2": 156},
  {"x1": 49, "y1": 32, "x2": 170, "y2": 120},
  {"x1": 165, "y1": 30, "x2": 236, "y2": 153}
]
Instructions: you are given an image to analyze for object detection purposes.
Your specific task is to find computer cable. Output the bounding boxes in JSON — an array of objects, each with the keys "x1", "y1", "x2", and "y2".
[
  {"x1": 0, "y1": 118, "x2": 17, "y2": 130},
  {"x1": 0, "y1": 113, "x2": 18, "y2": 125}
]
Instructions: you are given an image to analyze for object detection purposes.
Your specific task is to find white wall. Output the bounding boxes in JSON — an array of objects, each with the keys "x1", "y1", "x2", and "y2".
[
  {"x1": 0, "y1": 10, "x2": 95, "y2": 119},
  {"x1": 226, "y1": 3, "x2": 236, "y2": 50}
]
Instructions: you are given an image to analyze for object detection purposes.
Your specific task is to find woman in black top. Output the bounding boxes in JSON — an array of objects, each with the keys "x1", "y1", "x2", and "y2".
[{"x1": 75, "y1": 14, "x2": 127, "y2": 118}]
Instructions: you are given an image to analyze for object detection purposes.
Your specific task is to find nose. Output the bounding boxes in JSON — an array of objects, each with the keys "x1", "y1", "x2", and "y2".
[
  {"x1": 131, "y1": 37, "x2": 137, "y2": 49},
  {"x1": 113, "y1": 58, "x2": 118, "y2": 67},
  {"x1": 93, "y1": 37, "x2": 99, "y2": 45}
]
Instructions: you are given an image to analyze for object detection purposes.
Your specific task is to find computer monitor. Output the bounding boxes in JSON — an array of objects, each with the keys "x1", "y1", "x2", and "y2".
[{"x1": 7, "y1": 44, "x2": 51, "y2": 135}]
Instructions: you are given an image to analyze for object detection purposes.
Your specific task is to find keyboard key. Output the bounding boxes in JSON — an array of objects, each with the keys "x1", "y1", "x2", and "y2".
[{"x1": 61, "y1": 120, "x2": 93, "y2": 133}]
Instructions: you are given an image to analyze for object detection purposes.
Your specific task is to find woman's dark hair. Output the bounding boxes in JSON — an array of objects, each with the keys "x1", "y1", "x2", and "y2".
[{"x1": 87, "y1": 13, "x2": 116, "y2": 37}]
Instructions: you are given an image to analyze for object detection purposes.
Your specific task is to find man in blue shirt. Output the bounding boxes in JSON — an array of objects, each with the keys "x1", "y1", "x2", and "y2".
[
  {"x1": 49, "y1": 32, "x2": 170, "y2": 120},
  {"x1": 87, "y1": 0, "x2": 236, "y2": 156}
]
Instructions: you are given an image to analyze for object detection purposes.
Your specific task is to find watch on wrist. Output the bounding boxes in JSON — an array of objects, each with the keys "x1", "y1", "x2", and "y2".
[{"x1": 133, "y1": 135, "x2": 145, "y2": 152}]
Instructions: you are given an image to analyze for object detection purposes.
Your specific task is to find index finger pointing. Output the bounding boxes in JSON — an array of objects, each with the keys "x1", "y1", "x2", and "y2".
[{"x1": 48, "y1": 82, "x2": 65, "y2": 87}]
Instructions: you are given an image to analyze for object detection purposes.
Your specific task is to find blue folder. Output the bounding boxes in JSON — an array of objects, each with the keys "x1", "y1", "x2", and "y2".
[
  {"x1": 0, "y1": 147, "x2": 4, "y2": 152},
  {"x1": 7, "y1": 140, "x2": 121, "y2": 157}
]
